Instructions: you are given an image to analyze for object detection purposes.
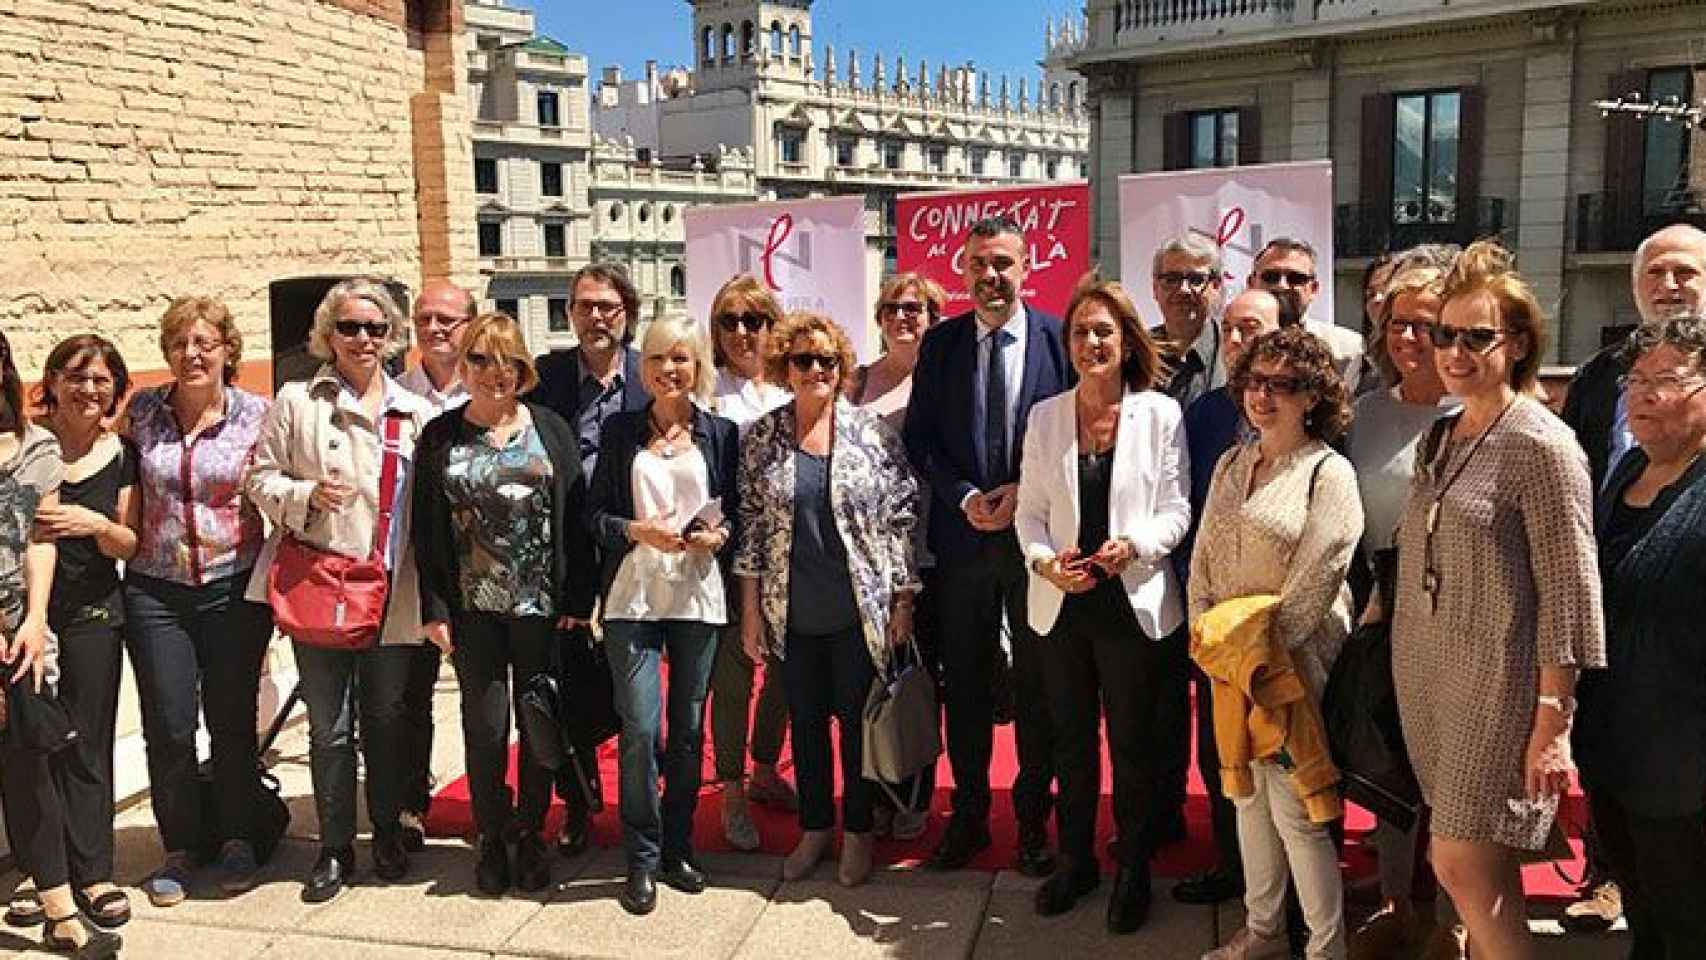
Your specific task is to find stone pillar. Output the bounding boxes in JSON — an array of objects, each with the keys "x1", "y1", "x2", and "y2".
[
  {"x1": 1516, "y1": 43, "x2": 1576, "y2": 359},
  {"x1": 1085, "y1": 64, "x2": 1137, "y2": 270},
  {"x1": 1289, "y1": 70, "x2": 1331, "y2": 161}
]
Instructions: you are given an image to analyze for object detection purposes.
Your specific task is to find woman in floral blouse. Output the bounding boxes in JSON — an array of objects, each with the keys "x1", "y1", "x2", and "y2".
[{"x1": 733, "y1": 312, "x2": 920, "y2": 889}]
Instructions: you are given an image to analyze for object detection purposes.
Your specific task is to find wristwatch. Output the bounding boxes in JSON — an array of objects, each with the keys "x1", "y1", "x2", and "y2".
[
  {"x1": 1537, "y1": 694, "x2": 1576, "y2": 719},
  {"x1": 1030, "y1": 556, "x2": 1051, "y2": 575}
]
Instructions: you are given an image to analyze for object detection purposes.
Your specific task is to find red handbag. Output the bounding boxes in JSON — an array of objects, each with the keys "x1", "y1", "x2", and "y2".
[{"x1": 268, "y1": 412, "x2": 405, "y2": 650}]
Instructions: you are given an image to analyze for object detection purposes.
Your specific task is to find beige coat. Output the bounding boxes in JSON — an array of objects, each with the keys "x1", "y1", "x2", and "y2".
[{"x1": 243, "y1": 367, "x2": 432, "y2": 646}]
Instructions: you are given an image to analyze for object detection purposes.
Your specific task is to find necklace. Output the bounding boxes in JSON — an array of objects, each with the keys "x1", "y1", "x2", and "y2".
[
  {"x1": 650, "y1": 411, "x2": 685, "y2": 459},
  {"x1": 1422, "y1": 395, "x2": 1518, "y2": 611}
]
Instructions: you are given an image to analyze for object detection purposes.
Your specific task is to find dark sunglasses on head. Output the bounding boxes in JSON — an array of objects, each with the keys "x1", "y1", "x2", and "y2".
[
  {"x1": 334, "y1": 320, "x2": 390, "y2": 339},
  {"x1": 1242, "y1": 372, "x2": 1304, "y2": 396},
  {"x1": 879, "y1": 301, "x2": 929, "y2": 318},
  {"x1": 1428, "y1": 325, "x2": 1504, "y2": 353},
  {"x1": 716, "y1": 312, "x2": 771, "y2": 334},
  {"x1": 1156, "y1": 270, "x2": 1216, "y2": 289},
  {"x1": 1259, "y1": 269, "x2": 1315, "y2": 287},
  {"x1": 788, "y1": 352, "x2": 841, "y2": 373}
]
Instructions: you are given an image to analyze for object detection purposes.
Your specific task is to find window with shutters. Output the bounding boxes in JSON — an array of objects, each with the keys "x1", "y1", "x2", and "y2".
[
  {"x1": 1391, "y1": 90, "x2": 1461, "y2": 229},
  {"x1": 1188, "y1": 110, "x2": 1240, "y2": 168},
  {"x1": 1643, "y1": 67, "x2": 1694, "y2": 214},
  {"x1": 1164, "y1": 106, "x2": 1259, "y2": 171}
]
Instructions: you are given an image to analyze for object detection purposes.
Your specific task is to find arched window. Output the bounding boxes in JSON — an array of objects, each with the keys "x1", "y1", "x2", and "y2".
[
  {"x1": 670, "y1": 264, "x2": 686, "y2": 297},
  {"x1": 789, "y1": 24, "x2": 802, "y2": 57},
  {"x1": 1067, "y1": 81, "x2": 1079, "y2": 108},
  {"x1": 1050, "y1": 82, "x2": 1061, "y2": 108},
  {"x1": 741, "y1": 21, "x2": 754, "y2": 58},
  {"x1": 770, "y1": 21, "x2": 783, "y2": 59},
  {"x1": 702, "y1": 26, "x2": 715, "y2": 65},
  {"x1": 638, "y1": 202, "x2": 652, "y2": 224},
  {"x1": 721, "y1": 24, "x2": 734, "y2": 62}
]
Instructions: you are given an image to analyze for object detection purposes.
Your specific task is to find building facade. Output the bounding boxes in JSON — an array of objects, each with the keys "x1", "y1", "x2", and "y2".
[{"x1": 1069, "y1": 0, "x2": 1705, "y2": 362}]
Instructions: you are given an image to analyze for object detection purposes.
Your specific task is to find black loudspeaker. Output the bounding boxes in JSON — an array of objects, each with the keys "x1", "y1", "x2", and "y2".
[{"x1": 268, "y1": 276, "x2": 411, "y2": 394}]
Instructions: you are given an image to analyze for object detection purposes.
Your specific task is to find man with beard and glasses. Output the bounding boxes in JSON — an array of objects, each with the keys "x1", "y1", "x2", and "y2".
[
  {"x1": 905, "y1": 215, "x2": 1071, "y2": 876},
  {"x1": 530, "y1": 262, "x2": 650, "y2": 857},
  {"x1": 1150, "y1": 234, "x2": 1227, "y2": 412},
  {"x1": 1248, "y1": 237, "x2": 1366, "y2": 395}
]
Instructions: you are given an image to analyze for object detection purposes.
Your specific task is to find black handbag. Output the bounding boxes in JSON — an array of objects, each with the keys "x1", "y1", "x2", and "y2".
[
  {"x1": 525, "y1": 625, "x2": 619, "y2": 813},
  {"x1": 1321, "y1": 621, "x2": 1424, "y2": 830},
  {"x1": 2, "y1": 677, "x2": 78, "y2": 754},
  {"x1": 194, "y1": 683, "x2": 296, "y2": 866}
]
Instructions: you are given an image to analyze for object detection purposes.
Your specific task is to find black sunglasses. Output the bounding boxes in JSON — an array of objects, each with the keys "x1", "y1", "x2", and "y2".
[
  {"x1": 1258, "y1": 269, "x2": 1315, "y2": 287},
  {"x1": 1428, "y1": 325, "x2": 1504, "y2": 353},
  {"x1": 465, "y1": 351, "x2": 518, "y2": 373},
  {"x1": 334, "y1": 320, "x2": 390, "y2": 340},
  {"x1": 1242, "y1": 372, "x2": 1304, "y2": 396},
  {"x1": 787, "y1": 352, "x2": 841, "y2": 373},
  {"x1": 879, "y1": 301, "x2": 929, "y2": 318},
  {"x1": 716, "y1": 312, "x2": 771, "y2": 334},
  {"x1": 1156, "y1": 270, "x2": 1216, "y2": 289}
]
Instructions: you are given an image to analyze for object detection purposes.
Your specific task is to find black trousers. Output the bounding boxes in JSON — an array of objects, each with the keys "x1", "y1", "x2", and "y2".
[
  {"x1": 1041, "y1": 583, "x2": 1184, "y2": 867},
  {"x1": 0, "y1": 739, "x2": 71, "y2": 889},
  {"x1": 936, "y1": 538, "x2": 1054, "y2": 830},
  {"x1": 781, "y1": 625, "x2": 877, "y2": 833},
  {"x1": 1588, "y1": 790, "x2": 1706, "y2": 958},
  {"x1": 124, "y1": 571, "x2": 273, "y2": 854},
  {"x1": 51, "y1": 612, "x2": 123, "y2": 886},
  {"x1": 449, "y1": 612, "x2": 554, "y2": 839},
  {"x1": 396, "y1": 644, "x2": 441, "y2": 816}
]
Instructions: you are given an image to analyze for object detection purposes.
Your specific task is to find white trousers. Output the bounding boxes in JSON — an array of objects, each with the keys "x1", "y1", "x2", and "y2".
[{"x1": 1233, "y1": 760, "x2": 1347, "y2": 960}]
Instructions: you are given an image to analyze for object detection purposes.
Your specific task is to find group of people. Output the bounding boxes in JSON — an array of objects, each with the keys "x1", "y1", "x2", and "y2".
[{"x1": 0, "y1": 215, "x2": 1700, "y2": 960}]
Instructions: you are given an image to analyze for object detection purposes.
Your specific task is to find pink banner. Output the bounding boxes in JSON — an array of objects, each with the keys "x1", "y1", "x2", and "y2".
[{"x1": 896, "y1": 182, "x2": 1091, "y2": 318}]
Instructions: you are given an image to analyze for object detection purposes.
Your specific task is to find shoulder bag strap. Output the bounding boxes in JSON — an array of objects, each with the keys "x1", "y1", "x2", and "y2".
[{"x1": 371, "y1": 412, "x2": 405, "y2": 561}]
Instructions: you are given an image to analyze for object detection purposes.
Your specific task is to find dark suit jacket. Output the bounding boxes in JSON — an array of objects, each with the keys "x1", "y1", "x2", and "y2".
[
  {"x1": 903, "y1": 305, "x2": 1072, "y2": 564},
  {"x1": 1560, "y1": 340, "x2": 1629, "y2": 492},
  {"x1": 584, "y1": 404, "x2": 741, "y2": 605},
  {"x1": 530, "y1": 345, "x2": 650, "y2": 437}
]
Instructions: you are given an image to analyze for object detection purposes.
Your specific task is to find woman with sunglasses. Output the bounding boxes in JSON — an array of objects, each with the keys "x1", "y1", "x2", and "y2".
[
  {"x1": 1191, "y1": 327, "x2": 1362, "y2": 960},
  {"x1": 1391, "y1": 240, "x2": 1604, "y2": 960},
  {"x1": 734, "y1": 312, "x2": 919, "y2": 887},
  {"x1": 244, "y1": 279, "x2": 437, "y2": 902},
  {"x1": 851, "y1": 273, "x2": 944, "y2": 842},
  {"x1": 705, "y1": 274, "x2": 796, "y2": 851},
  {"x1": 412, "y1": 312, "x2": 598, "y2": 896}
]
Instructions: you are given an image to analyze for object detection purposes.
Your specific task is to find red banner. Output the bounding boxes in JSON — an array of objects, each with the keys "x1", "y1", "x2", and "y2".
[{"x1": 895, "y1": 182, "x2": 1091, "y2": 318}]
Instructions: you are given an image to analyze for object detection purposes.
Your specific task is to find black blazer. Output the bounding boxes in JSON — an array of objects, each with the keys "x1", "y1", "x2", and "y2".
[
  {"x1": 1560, "y1": 339, "x2": 1630, "y2": 492},
  {"x1": 585, "y1": 403, "x2": 741, "y2": 605},
  {"x1": 902, "y1": 305, "x2": 1073, "y2": 564},
  {"x1": 530, "y1": 346, "x2": 650, "y2": 440},
  {"x1": 411, "y1": 401, "x2": 598, "y2": 624}
]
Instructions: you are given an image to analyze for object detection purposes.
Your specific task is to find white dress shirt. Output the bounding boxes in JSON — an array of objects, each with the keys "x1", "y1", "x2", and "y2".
[{"x1": 398, "y1": 363, "x2": 469, "y2": 416}]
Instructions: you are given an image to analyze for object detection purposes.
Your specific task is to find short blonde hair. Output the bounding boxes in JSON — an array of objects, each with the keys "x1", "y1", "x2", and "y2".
[
  {"x1": 1372, "y1": 264, "x2": 1448, "y2": 385},
  {"x1": 638, "y1": 315, "x2": 715, "y2": 404},
  {"x1": 460, "y1": 311, "x2": 539, "y2": 394},
  {"x1": 308, "y1": 278, "x2": 410, "y2": 363},
  {"x1": 159, "y1": 296, "x2": 244, "y2": 384},
  {"x1": 765, "y1": 312, "x2": 858, "y2": 396},
  {"x1": 709, "y1": 275, "x2": 784, "y2": 369}
]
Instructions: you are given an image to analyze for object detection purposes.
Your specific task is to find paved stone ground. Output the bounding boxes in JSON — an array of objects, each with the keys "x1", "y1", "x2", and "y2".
[{"x1": 0, "y1": 674, "x2": 1631, "y2": 959}]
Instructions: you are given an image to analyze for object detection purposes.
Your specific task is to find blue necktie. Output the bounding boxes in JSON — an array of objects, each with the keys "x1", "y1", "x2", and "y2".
[{"x1": 985, "y1": 329, "x2": 1010, "y2": 487}]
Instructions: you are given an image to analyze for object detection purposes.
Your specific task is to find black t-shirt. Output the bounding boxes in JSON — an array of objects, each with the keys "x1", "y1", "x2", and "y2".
[{"x1": 52, "y1": 435, "x2": 137, "y2": 624}]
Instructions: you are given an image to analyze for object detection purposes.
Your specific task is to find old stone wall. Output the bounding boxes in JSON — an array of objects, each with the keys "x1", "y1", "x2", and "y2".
[{"x1": 0, "y1": 0, "x2": 477, "y2": 384}]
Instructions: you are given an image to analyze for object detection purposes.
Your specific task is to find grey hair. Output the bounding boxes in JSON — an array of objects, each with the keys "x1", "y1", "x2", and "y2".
[
  {"x1": 1150, "y1": 233, "x2": 1223, "y2": 278},
  {"x1": 1391, "y1": 243, "x2": 1460, "y2": 274},
  {"x1": 1621, "y1": 307, "x2": 1706, "y2": 370},
  {"x1": 308, "y1": 278, "x2": 411, "y2": 362}
]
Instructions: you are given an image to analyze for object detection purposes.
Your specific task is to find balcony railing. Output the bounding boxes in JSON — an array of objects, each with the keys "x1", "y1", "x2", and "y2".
[
  {"x1": 1113, "y1": 0, "x2": 1295, "y2": 43},
  {"x1": 1105, "y1": 0, "x2": 1580, "y2": 50},
  {"x1": 484, "y1": 256, "x2": 579, "y2": 274},
  {"x1": 1334, "y1": 197, "x2": 1514, "y2": 258},
  {"x1": 1575, "y1": 190, "x2": 1706, "y2": 254}
]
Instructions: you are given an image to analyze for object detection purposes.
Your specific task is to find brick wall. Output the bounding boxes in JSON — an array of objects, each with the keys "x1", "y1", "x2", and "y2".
[{"x1": 0, "y1": 0, "x2": 477, "y2": 384}]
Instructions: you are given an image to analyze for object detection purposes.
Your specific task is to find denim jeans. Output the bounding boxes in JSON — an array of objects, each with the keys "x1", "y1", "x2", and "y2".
[
  {"x1": 293, "y1": 642, "x2": 421, "y2": 850},
  {"x1": 782, "y1": 625, "x2": 878, "y2": 833},
  {"x1": 604, "y1": 619, "x2": 719, "y2": 871},
  {"x1": 449, "y1": 613, "x2": 554, "y2": 839},
  {"x1": 123, "y1": 571, "x2": 273, "y2": 854}
]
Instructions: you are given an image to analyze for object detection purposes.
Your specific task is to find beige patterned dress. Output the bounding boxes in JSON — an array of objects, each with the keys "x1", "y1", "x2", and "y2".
[{"x1": 1391, "y1": 396, "x2": 1605, "y2": 850}]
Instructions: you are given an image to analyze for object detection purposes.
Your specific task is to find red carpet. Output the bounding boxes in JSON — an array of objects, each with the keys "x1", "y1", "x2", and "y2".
[{"x1": 422, "y1": 711, "x2": 1588, "y2": 896}]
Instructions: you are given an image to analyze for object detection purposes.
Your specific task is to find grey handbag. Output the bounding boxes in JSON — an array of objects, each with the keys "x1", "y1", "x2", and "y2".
[{"x1": 861, "y1": 639, "x2": 942, "y2": 797}]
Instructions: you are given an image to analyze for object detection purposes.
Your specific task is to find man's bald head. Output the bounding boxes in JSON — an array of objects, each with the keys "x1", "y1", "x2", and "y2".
[
  {"x1": 412, "y1": 278, "x2": 475, "y2": 366},
  {"x1": 1633, "y1": 225, "x2": 1706, "y2": 322}
]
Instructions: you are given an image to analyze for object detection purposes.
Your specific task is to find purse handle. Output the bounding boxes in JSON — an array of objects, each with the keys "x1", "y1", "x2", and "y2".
[{"x1": 371, "y1": 412, "x2": 405, "y2": 561}]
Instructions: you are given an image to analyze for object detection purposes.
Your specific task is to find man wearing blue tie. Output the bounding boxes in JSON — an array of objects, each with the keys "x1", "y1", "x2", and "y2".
[{"x1": 904, "y1": 216, "x2": 1072, "y2": 874}]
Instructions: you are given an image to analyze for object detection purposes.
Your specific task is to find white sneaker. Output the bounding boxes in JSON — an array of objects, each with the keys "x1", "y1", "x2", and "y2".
[{"x1": 1202, "y1": 926, "x2": 1288, "y2": 960}]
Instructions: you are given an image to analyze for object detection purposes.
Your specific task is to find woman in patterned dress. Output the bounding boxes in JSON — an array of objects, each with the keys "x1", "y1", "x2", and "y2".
[{"x1": 1391, "y1": 240, "x2": 1605, "y2": 959}]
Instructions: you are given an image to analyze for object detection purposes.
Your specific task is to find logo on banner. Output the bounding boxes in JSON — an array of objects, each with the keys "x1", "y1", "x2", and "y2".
[
  {"x1": 1190, "y1": 207, "x2": 1266, "y2": 280},
  {"x1": 906, "y1": 195, "x2": 1078, "y2": 275},
  {"x1": 738, "y1": 213, "x2": 813, "y2": 291}
]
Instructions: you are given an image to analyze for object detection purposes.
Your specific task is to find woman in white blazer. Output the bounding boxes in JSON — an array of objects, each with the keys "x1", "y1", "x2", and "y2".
[{"x1": 1015, "y1": 277, "x2": 1191, "y2": 935}]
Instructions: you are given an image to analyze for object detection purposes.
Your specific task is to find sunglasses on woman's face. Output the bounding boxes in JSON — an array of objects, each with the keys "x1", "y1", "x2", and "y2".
[
  {"x1": 879, "y1": 301, "x2": 928, "y2": 319},
  {"x1": 1427, "y1": 324, "x2": 1504, "y2": 353},
  {"x1": 788, "y1": 352, "x2": 841, "y2": 373},
  {"x1": 464, "y1": 351, "x2": 517, "y2": 374},
  {"x1": 334, "y1": 320, "x2": 390, "y2": 340},
  {"x1": 1242, "y1": 372, "x2": 1304, "y2": 397},
  {"x1": 716, "y1": 312, "x2": 770, "y2": 334}
]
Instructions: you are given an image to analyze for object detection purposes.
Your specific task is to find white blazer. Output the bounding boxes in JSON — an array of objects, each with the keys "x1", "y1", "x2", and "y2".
[{"x1": 1014, "y1": 387, "x2": 1191, "y2": 639}]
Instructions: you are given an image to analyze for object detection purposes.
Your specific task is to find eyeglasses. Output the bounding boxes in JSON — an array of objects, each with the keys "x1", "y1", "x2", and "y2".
[
  {"x1": 414, "y1": 311, "x2": 468, "y2": 330},
  {"x1": 716, "y1": 312, "x2": 771, "y2": 334},
  {"x1": 464, "y1": 351, "x2": 518, "y2": 374},
  {"x1": 1428, "y1": 325, "x2": 1504, "y2": 353},
  {"x1": 168, "y1": 337, "x2": 225, "y2": 356},
  {"x1": 787, "y1": 352, "x2": 841, "y2": 373},
  {"x1": 1258, "y1": 269, "x2": 1316, "y2": 287},
  {"x1": 334, "y1": 320, "x2": 391, "y2": 340},
  {"x1": 1242, "y1": 372, "x2": 1304, "y2": 397},
  {"x1": 1620, "y1": 371, "x2": 1706, "y2": 401},
  {"x1": 1155, "y1": 271, "x2": 1217, "y2": 289},
  {"x1": 879, "y1": 301, "x2": 929, "y2": 319},
  {"x1": 572, "y1": 300, "x2": 625, "y2": 319},
  {"x1": 1387, "y1": 318, "x2": 1436, "y2": 339}
]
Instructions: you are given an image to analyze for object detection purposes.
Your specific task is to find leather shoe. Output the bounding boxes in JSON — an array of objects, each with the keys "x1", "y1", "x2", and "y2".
[
  {"x1": 925, "y1": 817, "x2": 991, "y2": 871},
  {"x1": 658, "y1": 857, "x2": 707, "y2": 894},
  {"x1": 619, "y1": 870, "x2": 657, "y2": 915},
  {"x1": 301, "y1": 847, "x2": 353, "y2": 904},
  {"x1": 513, "y1": 831, "x2": 551, "y2": 892},
  {"x1": 1016, "y1": 824, "x2": 1056, "y2": 878},
  {"x1": 558, "y1": 803, "x2": 590, "y2": 857},
  {"x1": 1033, "y1": 861, "x2": 1099, "y2": 916},
  {"x1": 475, "y1": 835, "x2": 511, "y2": 896},
  {"x1": 1106, "y1": 862, "x2": 1152, "y2": 934},
  {"x1": 1171, "y1": 865, "x2": 1243, "y2": 905},
  {"x1": 373, "y1": 827, "x2": 408, "y2": 882}
]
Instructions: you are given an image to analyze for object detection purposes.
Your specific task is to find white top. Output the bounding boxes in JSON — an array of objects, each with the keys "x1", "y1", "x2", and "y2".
[
  {"x1": 398, "y1": 363, "x2": 470, "y2": 416},
  {"x1": 602, "y1": 447, "x2": 727, "y2": 624},
  {"x1": 712, "y1": 368, "x2": 789, "y2": 437}
]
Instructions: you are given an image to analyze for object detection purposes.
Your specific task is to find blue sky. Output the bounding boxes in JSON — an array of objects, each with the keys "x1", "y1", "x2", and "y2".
[{"x1": 535, "y1": 0, "x2": 1079, "y2": 96}]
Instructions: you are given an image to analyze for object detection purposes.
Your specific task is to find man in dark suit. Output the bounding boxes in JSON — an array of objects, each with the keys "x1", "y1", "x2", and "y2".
[
  {"x1": 904, "y1": 215, "x2": 1071, "y2": 875},
  {"x1": 528, "y1": 261, "x2": 650, "y2": 855}
]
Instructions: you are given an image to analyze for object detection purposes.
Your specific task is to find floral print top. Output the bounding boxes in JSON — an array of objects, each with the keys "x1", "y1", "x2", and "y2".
[
  {"x1": 441, "y1": 422, "x2": 556, "y2": 617},
  {"x1": 0, "y1": 425, "x2": 63, "y2": 632},
  {"x1": 127, "y1": 384, "x2": 269, "y2": 585},
  {"x1": 734, "y1": 398, "x2": 920, "y2": 668}
]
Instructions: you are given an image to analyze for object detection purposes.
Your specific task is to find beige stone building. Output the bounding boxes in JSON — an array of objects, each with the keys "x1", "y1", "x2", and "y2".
[
  {"x1": 1, "y1": 0, "x2": 478, "y2": 383},
  {"x1": 1068, "y1": 0, "x2": 1706, "y2": 361}
]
